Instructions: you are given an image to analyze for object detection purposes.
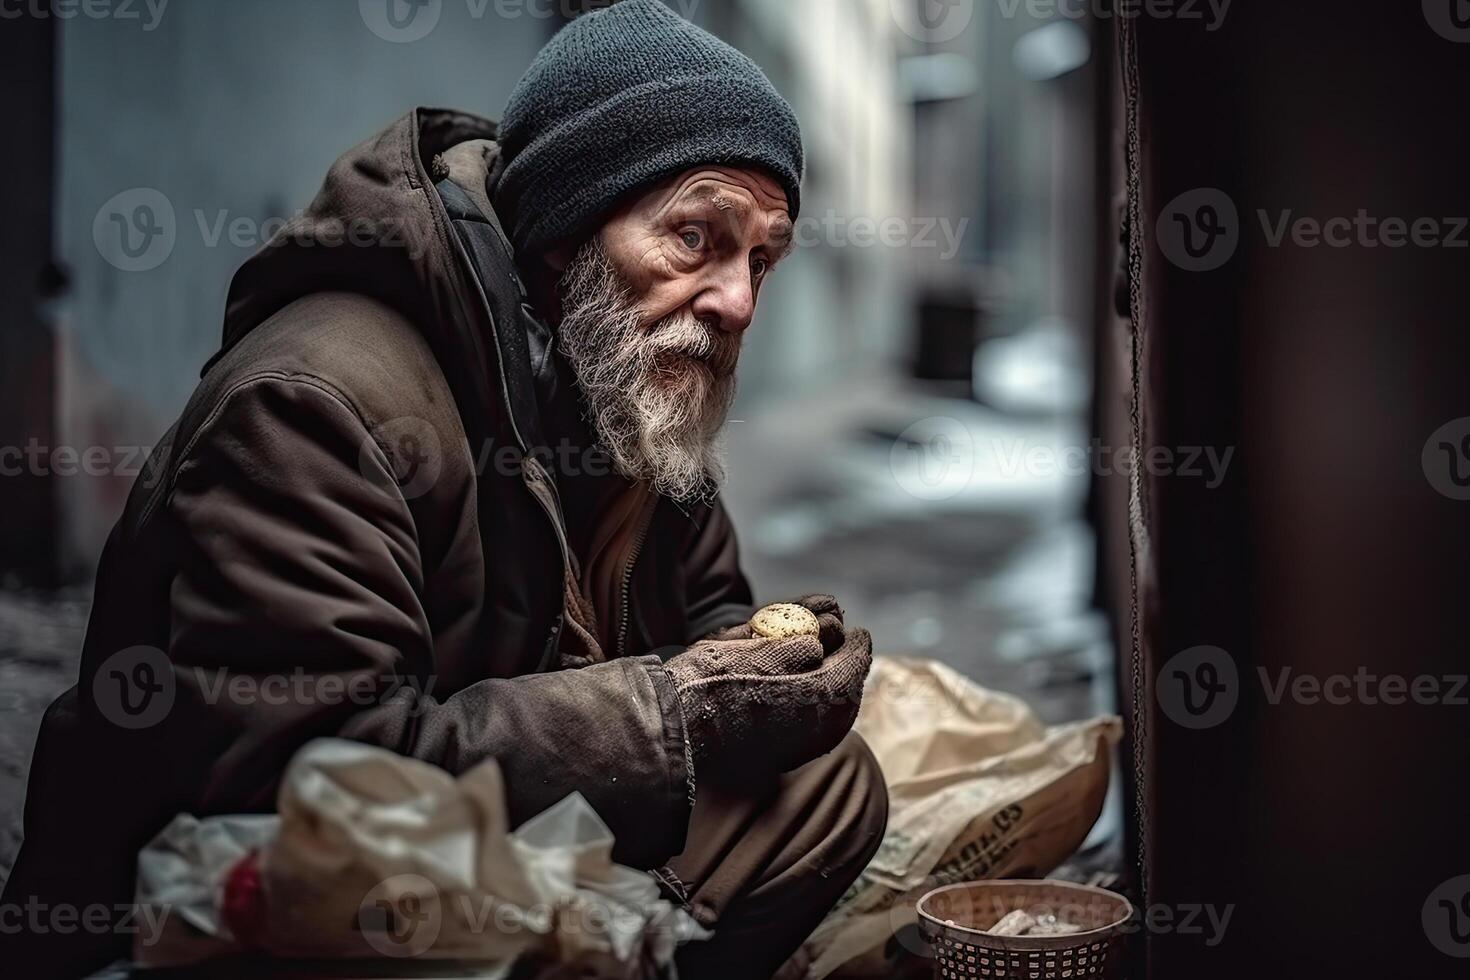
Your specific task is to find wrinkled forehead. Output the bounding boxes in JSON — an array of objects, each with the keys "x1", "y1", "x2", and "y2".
[{"x1": 653, "y1": 169, "x2": 793, "y2": 248}]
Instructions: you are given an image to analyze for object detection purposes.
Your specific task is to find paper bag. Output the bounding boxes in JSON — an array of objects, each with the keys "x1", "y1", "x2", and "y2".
[{"x1": 796, "y1": 656, "x2": 1122, "y2": 978}]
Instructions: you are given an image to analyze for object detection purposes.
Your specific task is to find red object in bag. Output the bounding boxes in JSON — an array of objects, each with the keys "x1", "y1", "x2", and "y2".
[{"x1": 220, "y1": 849, "x2": 266, "y2": 949}]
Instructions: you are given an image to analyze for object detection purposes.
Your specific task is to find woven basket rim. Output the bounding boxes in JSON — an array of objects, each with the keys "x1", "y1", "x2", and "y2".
[{"x1": 915, "y1": 879, "x2": 1134, "y2": 952}]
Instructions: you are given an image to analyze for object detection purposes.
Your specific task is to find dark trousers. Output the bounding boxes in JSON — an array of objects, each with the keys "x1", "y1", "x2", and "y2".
[{"x1": 659, "y1": 733, "x2": 889, "y2": 980}]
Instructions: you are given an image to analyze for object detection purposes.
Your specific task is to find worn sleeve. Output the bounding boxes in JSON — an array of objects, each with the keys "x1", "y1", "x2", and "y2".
[{"x1": 165, "y1": 374, "x2": 689, "y2": 867}]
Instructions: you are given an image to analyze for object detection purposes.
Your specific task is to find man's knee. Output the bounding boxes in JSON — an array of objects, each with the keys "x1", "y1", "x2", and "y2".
[{"x1": 820, "y1": 731, "x2": 889, "y2": 880}]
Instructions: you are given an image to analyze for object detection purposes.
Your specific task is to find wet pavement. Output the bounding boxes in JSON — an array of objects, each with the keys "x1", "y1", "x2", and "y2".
[
  {"x1": 723, "y1": 372, "x2": 1115, "y2": 726},
  {"x1": 0, "y1": 586, "x2": 89, "y2": 883}
]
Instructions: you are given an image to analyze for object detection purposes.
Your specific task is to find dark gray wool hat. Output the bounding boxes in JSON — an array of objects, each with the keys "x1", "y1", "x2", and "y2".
[{"x1": 494, "y1": 0, "x2": 805, "y2": 258}]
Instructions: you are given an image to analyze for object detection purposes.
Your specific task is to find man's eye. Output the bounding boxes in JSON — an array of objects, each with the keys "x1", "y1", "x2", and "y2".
[{"x1": 679, "y1": 228, "x2": 705, "y2": 250}]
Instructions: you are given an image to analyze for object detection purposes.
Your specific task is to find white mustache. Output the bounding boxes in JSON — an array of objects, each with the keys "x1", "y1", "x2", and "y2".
[{"x1": 642, "y1": 313, "x2": 739, "y2": 376}]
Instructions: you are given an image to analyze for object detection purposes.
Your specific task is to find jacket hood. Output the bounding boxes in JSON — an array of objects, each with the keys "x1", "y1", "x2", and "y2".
[
  {"x1": 212, "y1": 107, "x2": 640, "y2": 521},
  {"x1": 214, "y1": 110, "x2": 536, "y2": 459},
  {"x1": 220, "y1": 108, "x2": 497, "y2": 356}
]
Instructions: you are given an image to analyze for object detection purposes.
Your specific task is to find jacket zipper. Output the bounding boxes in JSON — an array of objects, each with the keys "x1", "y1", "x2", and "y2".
[
  {"x1": 432, "y1": 184, "x2": 567, "y2": 556},
  {"x1": 431, "y1": 187, "x2": 573, "y2": 667},
  {"x1": 523, "y1": 456, "x2": 576, "y2": 667},
  {"x1": 615, "y1": 495, "x2": 657, "y2": 659}
]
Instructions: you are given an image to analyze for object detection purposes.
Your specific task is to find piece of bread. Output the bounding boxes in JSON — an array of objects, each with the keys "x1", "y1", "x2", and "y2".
[{"x1": 749, "y1": 603, "x2": 820, "y2": 638}]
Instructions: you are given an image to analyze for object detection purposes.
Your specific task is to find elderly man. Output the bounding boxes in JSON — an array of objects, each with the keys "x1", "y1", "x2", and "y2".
[{"x1": 2, "y1": 2, "x2": 886, "y2": 978}]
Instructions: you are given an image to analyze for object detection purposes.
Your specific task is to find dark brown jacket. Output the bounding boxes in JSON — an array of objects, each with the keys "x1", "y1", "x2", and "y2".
[{"x1": 2, "y1": 108, "x2": 755, "y2": 977}]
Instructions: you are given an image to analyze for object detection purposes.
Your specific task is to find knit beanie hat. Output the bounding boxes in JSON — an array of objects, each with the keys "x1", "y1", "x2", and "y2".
[{"x1": 494, "y1": 0, "x2": 805, "y2": 258}]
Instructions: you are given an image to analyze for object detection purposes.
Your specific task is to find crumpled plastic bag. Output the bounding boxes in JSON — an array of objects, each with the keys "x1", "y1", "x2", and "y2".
[
  {"x1": 134, "y1": 738, "x2": 708, "y2": 977},
  {"x1": 791, "y1": 656, "x2": 1122, "y2": 979}
]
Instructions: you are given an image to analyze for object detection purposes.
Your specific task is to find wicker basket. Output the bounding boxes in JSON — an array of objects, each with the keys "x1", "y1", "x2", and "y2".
[{"x1": 915, "y1": 880, "x2": 1133, "y2": 980}]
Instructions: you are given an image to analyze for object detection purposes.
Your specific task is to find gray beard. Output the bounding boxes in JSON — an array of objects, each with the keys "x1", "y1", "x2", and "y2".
[{"x1": 555, "y1": 239, "x2": 741, "y2": 503}]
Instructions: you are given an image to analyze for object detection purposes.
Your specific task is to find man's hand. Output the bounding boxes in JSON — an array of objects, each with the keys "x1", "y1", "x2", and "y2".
[{"x1": 666, "y1": 595, "x2": 872, "y2": 780}]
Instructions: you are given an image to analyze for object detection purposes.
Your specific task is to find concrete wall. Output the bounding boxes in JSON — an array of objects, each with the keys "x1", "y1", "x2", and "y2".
[
  {"x1": 722, "y1": 0, "x2": 914, "y2": 405},
  {"x1": 53, "y1": 0, "x2": 550, "y2": 576},
  {"x1": 0, "y1": 14, "x2": 58, "y2": 587}
]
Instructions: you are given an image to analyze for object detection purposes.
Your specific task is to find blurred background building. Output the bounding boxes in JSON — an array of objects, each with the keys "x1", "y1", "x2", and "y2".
[{"x1": 1, "y1": 0, "x2": 1113, "y2": 886}]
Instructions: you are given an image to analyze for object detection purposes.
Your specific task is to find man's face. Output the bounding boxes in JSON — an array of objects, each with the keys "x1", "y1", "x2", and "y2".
[{"x1": 554, "y1": 166, "x2": 793, "y2": 502}]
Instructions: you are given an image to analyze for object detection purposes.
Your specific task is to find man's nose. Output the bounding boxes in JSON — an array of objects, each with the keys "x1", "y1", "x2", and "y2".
[{"x1": 690, "y1": 261, "x2": 756, "y2": 335}]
